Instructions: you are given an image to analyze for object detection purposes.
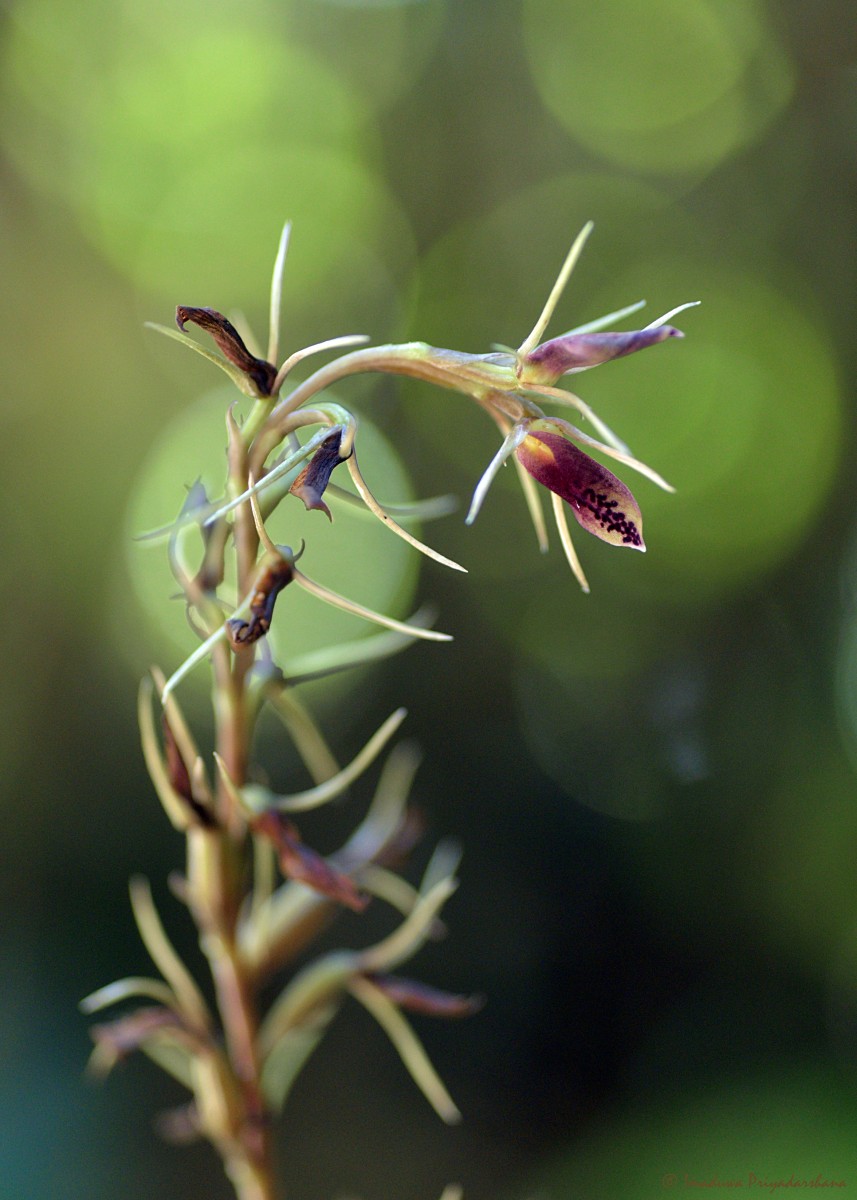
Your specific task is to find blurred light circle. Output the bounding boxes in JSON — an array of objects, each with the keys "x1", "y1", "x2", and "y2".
[
  {"x1": 515, "y1": 656, "x2": 668, "y2": 821},
  {"x1": 120, "y1": 388, "x2": 419, "y2": 685},
  {"x1": 523, "y1": 0, "x2": 794, "y2": 174},
  {"x1": 283, "y1": 0, "x2": 447, "y2": 111},
  {"x1": 120, "y1": 143, "x2": 414, "y2": 307},
  {"x1": 0, "y1": 1, "x2": 415, "y2": 305}
]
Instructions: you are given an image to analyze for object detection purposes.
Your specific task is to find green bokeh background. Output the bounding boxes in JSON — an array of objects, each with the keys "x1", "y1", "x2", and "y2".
[{"x1": 2, "y1": 0, "x2": 856, "y2": 1196}]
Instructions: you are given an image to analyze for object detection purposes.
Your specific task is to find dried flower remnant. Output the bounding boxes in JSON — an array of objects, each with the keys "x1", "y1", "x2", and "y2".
[
  {"x1": 288, "y1": 427, "x2": 351, "y2": 519},
  {"x1": 252, "y1": 810, "x2": 369, "y2": 912},
  {"x1": 161, "y1": 712, "x2": 217, "y2": 828},
  {"x1": 366, "y1": 974, "x2": 484, "y2": 1019},
  {"x1": 226, "y1": 551, "x2": 295, "y2": 649},
  {"x1": 176, "y1": 306, "x2": 279, "y2": 397}
]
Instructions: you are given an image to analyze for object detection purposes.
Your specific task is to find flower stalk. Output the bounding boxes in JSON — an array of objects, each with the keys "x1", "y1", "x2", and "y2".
[{"x1": 86, "y1": 222, "x2": 690, "y2": 1199}]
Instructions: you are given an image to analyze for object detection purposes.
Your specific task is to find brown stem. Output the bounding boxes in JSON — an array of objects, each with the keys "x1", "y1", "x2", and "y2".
[{"x1": 186, "y1": 416, "x2": 279, "y2": 1199}]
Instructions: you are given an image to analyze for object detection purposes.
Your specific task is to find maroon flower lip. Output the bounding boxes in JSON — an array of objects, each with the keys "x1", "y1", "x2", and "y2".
[{"x1": 516, "y1": 429, "x2": 645, "y2": 551}]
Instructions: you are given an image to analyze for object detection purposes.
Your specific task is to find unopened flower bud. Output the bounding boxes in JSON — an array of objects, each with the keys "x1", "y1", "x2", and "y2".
[{"x1": 521, "y1": 325, "x2": 683, "y2": 386}]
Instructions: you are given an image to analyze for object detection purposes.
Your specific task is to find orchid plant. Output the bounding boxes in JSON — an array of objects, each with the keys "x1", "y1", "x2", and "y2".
[{"x1": 81, "y1": 222, "x2": 693, "y2": 1200}]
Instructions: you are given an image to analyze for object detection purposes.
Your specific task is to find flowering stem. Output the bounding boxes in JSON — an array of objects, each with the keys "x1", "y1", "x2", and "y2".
[{"x1": 91, "y1": 223, "x2": 685, "y2": 1200}]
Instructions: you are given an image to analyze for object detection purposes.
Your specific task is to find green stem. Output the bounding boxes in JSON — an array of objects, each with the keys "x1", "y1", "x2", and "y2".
[{"x1": 249, "y1": 342, "x2": 534, "y2": 475}]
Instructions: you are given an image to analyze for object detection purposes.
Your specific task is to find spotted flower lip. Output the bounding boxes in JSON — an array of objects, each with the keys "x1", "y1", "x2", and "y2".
[
  {"x1": 515, "y1": 428, "x2": 645, "y2": 550},
  {"x1": 519, "y1": 324, "x2": 684, "y2": 387}
]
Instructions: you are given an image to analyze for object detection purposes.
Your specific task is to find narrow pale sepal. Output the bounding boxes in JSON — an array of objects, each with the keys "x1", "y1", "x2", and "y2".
[
  {"x1": 260, "y1": 1005, "x2": 337, "y2": 1113},
  {"x1": 337, "y1": 741, "x2": 423, "y2": 871},
  {"x1": 271, "y1": 333, "x2": 371, "y2": 394},
  {"x1": 359, "y1": 877, "x2": 458, "y2": 974},
  {"x1": 325, "y1": 487, "x2": 458, "y2": 523},
  {"x1": 161, "y1": 712, "x2": 217, "y2": 828},
  {"x1": 259, "y1": 953, "x2": 356, "y2": 1054},
  {"x1": 294, "y1": 568, "x2": 453, "y2": 642},
  {"x1": 346, "y1": 452, "x2": 467, "y2": 573},
  {"x1": 273, "y1": 608, "x2": 439, "y2": 686},
  {"x1": 551, "y1": 490, "x2": 590, "y2": 593},
  {"x1": 565, "y1": 299, "x2": 647, "y2": 335},
  {"x1": 128, "y1": 876, "x2": 212, "y2": 1031},
  {"x1": 644, "y1": 300, "x2": 700, "y2": 329},
  {"x1": 80, "y1": 976, "x2": 179, "y2": 1015},
  {"x1": 250, "y1": 708, "x2": 407, "y2": 814},
  {"x1": 516, "y1": 221, "x2": 594, "y2": 360},
  {"x1": 138, "y1": 678, "x2": 193, "y2": 832},
  {"x1": 88, "y1": 1007, "x2": 207, "y2": 1080},
  {"x1": 516, "y1": 431, "x2": 644, "y2": 550},
  {"x1": 262, "y1": 686, "x2": 340, "y2": 784},
  {"x1": 521, "y1": 325, "x2": 683, "y2": 385},
  {"x1": 267, "y1": 221, "x2": 292, "y2": 366},
  {"x1": 465, "y1": 423, "x2": 530, "y2": 526},
  {"x1": 348, "y1": 975, "x2": 462, "y2": 1124}
]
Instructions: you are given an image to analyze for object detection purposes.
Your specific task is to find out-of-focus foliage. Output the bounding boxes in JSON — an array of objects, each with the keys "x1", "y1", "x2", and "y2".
[{"x1": 1, "y1": 0, "x2": 855, "y2": 1198}]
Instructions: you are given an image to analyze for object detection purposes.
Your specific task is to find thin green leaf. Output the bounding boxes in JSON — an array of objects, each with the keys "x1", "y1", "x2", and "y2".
[
  {"x1": 294, "y1": 570, "x2": 453, "y2": 643},
  {"x1": 128, "y1": 877, "x2": 211, "y2": 1032},
  {"x1": 80, "y1": 976, "x2": 178, "y2": 1014},
  {"x1": 145, "y1": 323, "x2": 258, "y2": 396},
  {"x1": 359, "y1": 878, "x2": 458, "y2": 975},
  {"x1": 254, "y1": 708, "x2": 407, "y2": 815},
  {"x1": 260, "y1": 1005, "x2": 337, "y2": 1113}
]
